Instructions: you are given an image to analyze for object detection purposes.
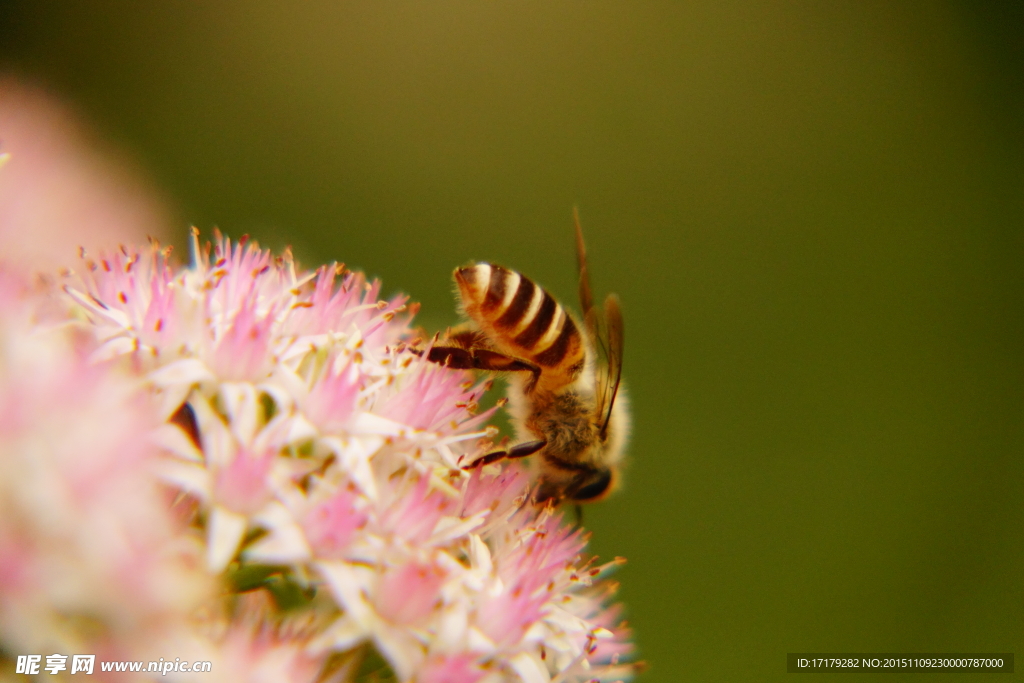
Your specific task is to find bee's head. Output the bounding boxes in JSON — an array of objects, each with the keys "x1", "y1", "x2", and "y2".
[{"x1": 567, "y1": 466, "x2": 617, "y2": 503}]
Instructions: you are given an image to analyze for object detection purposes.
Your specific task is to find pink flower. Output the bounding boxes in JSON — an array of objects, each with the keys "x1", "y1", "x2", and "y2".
[
  {"x1": 184, "y1": 593, "x2": 328, "y2": 683},
  {"x1": 377, "y1": 561, "x2": 448, "y2": 626},
  {"x1": 0, "y1": 79, "x2": 172, "y2": 275},
  {"x1": 0, "y1": 280, "x2": 210, "y2": 660},
  {"x1": 376, "y1": 476, "x2": 458, "y2": 545},
  {"x1": 301, "y1": 487, "x2": 367, "y2": 559},
  {"x1": 416, "y1": 653, "x2": 485, "y2": 683},
  {"x1": 301, "y1": 354, "x2": 362, "y2": 432},
  {"x1": 0, "y1": 230, "x2": 639, "y2": 682},
  {"x1": 214, "y1": 446, "x2": 276, "y2": 515},
  {"x1": 209, "y1": 287, "x2": 279, "y2": 381}
]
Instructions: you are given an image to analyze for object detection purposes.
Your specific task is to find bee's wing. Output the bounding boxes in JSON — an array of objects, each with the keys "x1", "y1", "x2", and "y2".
[
  {"x1": 574, "y1": 208, "x2": 624, "y2": 439},
  {"x1": 598, "y1": 293, "x2": 624, "y2": 439},
  {"x1": 574, "y1": 207, "x2": 594, "y2": 321}
]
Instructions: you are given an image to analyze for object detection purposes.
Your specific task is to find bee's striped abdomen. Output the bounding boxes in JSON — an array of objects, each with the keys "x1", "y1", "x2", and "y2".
[{"x1": 454, "y1": 263, "x2": 585, "y2": 389}]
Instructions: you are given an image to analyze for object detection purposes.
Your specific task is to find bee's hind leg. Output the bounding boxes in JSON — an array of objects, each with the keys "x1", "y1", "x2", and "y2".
[
  {"x1": 424, "y1": 346, "x2": 542, "y2": 391},
  {"x1": 462, "y1": 439, "x2": 546, "y2": 470}
]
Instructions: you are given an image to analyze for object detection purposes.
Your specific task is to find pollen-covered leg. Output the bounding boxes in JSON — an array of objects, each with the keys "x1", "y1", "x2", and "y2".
[
  {"x1": 446, "y1": 325, "x2": 491, "y2": 350},
  {"x1": 461, "y1": 439, "x2": 546, "y2": 470}
]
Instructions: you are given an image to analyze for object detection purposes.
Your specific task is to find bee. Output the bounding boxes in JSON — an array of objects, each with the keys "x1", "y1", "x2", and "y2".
[{"x1": 427, "y1": 209, "x2": 628, "y2": 504}]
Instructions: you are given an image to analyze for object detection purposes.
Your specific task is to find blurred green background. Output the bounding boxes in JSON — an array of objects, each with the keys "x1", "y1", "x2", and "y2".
[{"x1": 2, "y1": 2, "x2": 1021, "y2": 680}]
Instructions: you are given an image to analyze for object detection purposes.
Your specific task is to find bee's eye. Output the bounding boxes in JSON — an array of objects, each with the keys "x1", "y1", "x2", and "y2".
[{"x1": 570, "y1": 469, "x2": 614, "y2": 502}]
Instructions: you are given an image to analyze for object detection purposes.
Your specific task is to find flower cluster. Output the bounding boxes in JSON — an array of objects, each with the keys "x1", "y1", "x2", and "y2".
[{"x1": 0, "y1": 231, "x2": 636, "y2": 682}]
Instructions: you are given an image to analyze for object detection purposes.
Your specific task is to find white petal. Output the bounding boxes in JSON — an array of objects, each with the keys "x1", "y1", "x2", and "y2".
[
  {"x1": 154, "y1": 382, "x2": 195, "y2": 422},
  {"x1": 433, "y1": 442, "x2": 461, "y2": 469},
  {"x1": 373, "y1": 628, "x2": 424, "y2": 682},
  {"x1": 466, "y1": 626, "x2": 497, "y2": 654},
  {"x1": 89, "y1": 336, "x2": 138, "y2": 363},
  {"x1": 274, "y1": 343, "x2": 304, "y2": 368},
  {"x1": 156, "y1": 459, "x2": 211, "y2": 498},
  {"x1": 151, "y1": 423, "x2": 202, "y2": 462},
  {"x1": 246, "y1": 501, "x2": 311, "y2": 563},
  {"x1": 254, "y1": 413, "x2": 299, "y2": 452},
  {"x1": 317, "y1": 561, "x2": 375, "y2": 628},
  {"x1": 207, "y1": 506, "x2": 248, "y2": 572},
  {"x1": 323, "y1": 435, "x2": 381, "y2": 501},
  {"x1": 430, "y1": 513, "x2": 486, "y2": 546},
  {"x1": 351, "y1": 411, "x2": 407, "y2": 437},
  {"x1": 219, "y1": 382, "x2": 260, "y2": 444},
  {"x1": 542, "y1": 605, "x2": 588, "y2": 632},
  {"x1": 64, "y1": 286, "x2": 131, "y2": 327},
  {"x1": 149, "y1": 358, "x2": 215, "y2": 389},
  {"x1": 195, "y1": 405, "x2": 236, "y2": 469},
  {"x1": 468, "y1": 534, "x2": 494, "y2": 575},
  {"x1": 344, "y1": 328, "x2": 363, "y2": 351},
  {"x1": 284, "y1": 414, "x2": 319, "y2": 444},
  {"x1": 525, "y1": 619, "x2": 554, "y2": 645},
  {"x1": 310, "y1": 615, "x2": 369, "y2": 653},
  {"x1": 433, "y1": 603, "x2": 469, "y2": 651},
  {"x1": 509, "y1": 651, "x2": 550, "y2": 683}
]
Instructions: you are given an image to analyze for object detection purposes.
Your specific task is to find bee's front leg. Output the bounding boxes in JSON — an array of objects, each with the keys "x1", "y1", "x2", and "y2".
[{"x1": 462, "y1": 439, "x2": 546, "y2": 470}]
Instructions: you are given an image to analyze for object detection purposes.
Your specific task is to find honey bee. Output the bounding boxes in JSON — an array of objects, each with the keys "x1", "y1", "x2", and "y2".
[{"x1": 427, "y1": 210, "x2": 628, "y2": 504}]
